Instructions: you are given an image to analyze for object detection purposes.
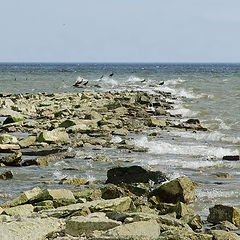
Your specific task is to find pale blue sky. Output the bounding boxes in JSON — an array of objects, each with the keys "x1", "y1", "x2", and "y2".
[{"x1": 1, "y1": 0, "x2": 239, "y2": 62}]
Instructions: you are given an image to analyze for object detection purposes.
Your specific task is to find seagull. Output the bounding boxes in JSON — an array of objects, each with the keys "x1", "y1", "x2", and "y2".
[
  {"x1": 141, "y1": 79, "x2": 146, "y2": 83},
  {"x1": 159, "y1": 81, "x2": 164, "y2": 85},
  {"x1": 99, "y1": 75, "x2": 104, "y2": 80},
  {"x1": 73, "y1": 78, "x2": 83, "y2": 87},
  {"x1": 109, "y1": 73, "x2": 114, "y2": 77},
  {"x1": 82, "y1": 80, "x2": 88, "y2": 86}
]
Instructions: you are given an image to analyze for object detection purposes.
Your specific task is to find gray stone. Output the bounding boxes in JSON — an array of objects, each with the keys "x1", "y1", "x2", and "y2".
[
  {"x1": 37, "y1": 128, "x2": 70, "y2": 143},
  {"x1": 66, "y1": 212, "x2": 121, "y2": 236},
  {"x1": 4, "y1": 204, "x2": 34, "y2": 216},
  {"x1": 0, "y1": 134, "x2": 18, "y2": 144}
]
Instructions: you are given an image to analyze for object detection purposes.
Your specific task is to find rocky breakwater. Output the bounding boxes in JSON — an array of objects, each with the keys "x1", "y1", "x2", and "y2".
[{"x1": 0, "y1": 90, "x2": 239, "y2": 239}]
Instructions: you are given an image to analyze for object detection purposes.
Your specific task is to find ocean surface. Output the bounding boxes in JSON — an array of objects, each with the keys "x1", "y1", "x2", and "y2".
[{"x1": 0, "y1": 63, "x2": 239, "y2": 218}]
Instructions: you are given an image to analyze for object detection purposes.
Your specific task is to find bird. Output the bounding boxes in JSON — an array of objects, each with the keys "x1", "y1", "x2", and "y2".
[
  {"x1": 82, "y1": 80, "x2": 88, "y2": 86},
  {"x1": 159, "y1": 81, "x2": 164, "y2": 85},
  {"x1": 99, "y1": 75, "x2": 104, "y2": 80},
  {"x1": 141, "y1": 79, "x2": 146, "y2": 83},
  {"x1": 109, "y1": 73, "x2": 114, "y2": 77},
  {"x1": 73, "y1": 78, "x2": 83, "y2": 87}
]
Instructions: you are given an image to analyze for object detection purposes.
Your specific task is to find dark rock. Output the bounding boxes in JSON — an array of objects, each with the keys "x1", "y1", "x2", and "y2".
[
  {"x1": 0, "y1": 170, "x2": 13, "y2": 180},
  {"x1": 106, "y1": 165, "x2": 168, "y2": 185},
  {"x1": 185, "y1": 119, "x2": 200, "y2": 124},
  {"x1": 222, "y1": 155, "x2": 239, "y2": 161},
  {"x1": 0, "y1": 151, "x2": 22, "y2": 166}
]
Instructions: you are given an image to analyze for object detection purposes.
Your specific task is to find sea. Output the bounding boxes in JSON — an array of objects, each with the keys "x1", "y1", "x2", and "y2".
[{"x1": 0, "y1": 63, "x2": 239, "y2": 218}]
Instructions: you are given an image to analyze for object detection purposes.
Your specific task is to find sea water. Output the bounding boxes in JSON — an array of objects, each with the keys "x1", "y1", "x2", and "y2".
[{"x1": 0, "y1": 63, "x2": 239, "y2": 217}]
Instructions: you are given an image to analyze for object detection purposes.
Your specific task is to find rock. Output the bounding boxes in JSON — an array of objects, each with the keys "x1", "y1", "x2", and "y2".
[
  {"x1": 33, "y1": 189, "x2": 75, "y2": 203},
  {"x1": 174, "y1": 202, "x2": 195, "y2": 218},
  {"x1": 149, "y1": 176, "x2": 196, "y2": 204},
  {"x1": 40, "y1": 197, "x2": 132, "y2": 218},
  {"x1": 186, "y1": 119, "x2": 200, "y2": 124},
  {"x1": 207, "y1": 204, "x2": 240, "y2": 226},
  {"x1": 3, "y1": 204, "x2": 34, "y2": 216},
  {"x1": 73, "y1": 189, "x2": 102, "y2": 201},
  {"x1": 18, "y1": 136, "x2": 36, "y2": 148},
  {"x1": 104, "y1": 220, "x2": 160, "y2": 239},
  {"x1": 0, "y1": 170, "x2": 13, "y2": 180},
  {"x1": 59, "y1": 119, "x2": 77, "y2": 128},
  {"x1": 0, "y1": 144, "x2": 20, "y2": 151},
  {"x1": 106, "y1": 165, "x2": 168, "y2": 185},
  {"x1": 222, "y1": 155, "x2": 239, "y2": 161},
  {"x1": 66, "y1": 212, "x2": 121, "y2": 236},
  {"x1": 0, "y1": 134, "x2": 18, "y2": 144},
  {"x1": 92, "y1": 155, "x2": 112, "y2": 162},
  {"x1": 0, "y1": 217, "x2": 63, "y2": 240},
  {"x1": 37, "y1": 128, "x2": 70, "y2": 144},
  {"x1": 101, "y1": 185, "x2": 131, "y2": 200},
  {"x1": 0, "y1": 151, "x2": 22, "y2": 166},
  {"x1": 0, "y1": 187, "x2": 42, "y2": 208},
  {"x1": 33, "y1": 200, "x2": 54, "y2": 212},
  {"x1": 211, "y1": 220, "x2": 238, "y2": 231},
  {"x1": 59, "y1": 178, "x2": 89, "y2": 185},
  {"x1": 3, "y1": 114, "x2": 25, "y2": 124},
  {"x1": 155, "y1": 107, "x2": 167, "y2": 115},
  {"x1": 112, "y1": 128, "x2": 129, "y2": 136},
  {"x1": 211, "y1": 230, "x2": 239, "y2": 240},
  {"x1": 213, "y1": 172, "x2": 233, "y2": 179},
  {"x1": 146, "y1": 118, "x2": 167, "y2": 127},
  {"x1": 181, "y1": 214, "x2": 203, "y2": 230}
]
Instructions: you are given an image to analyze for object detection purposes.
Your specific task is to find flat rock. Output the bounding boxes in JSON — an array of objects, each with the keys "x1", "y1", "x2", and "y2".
[
  {"x1": 4, "y1": 204, "x2": 34, "y2": 216},
  {"x1": 0, "y1": 217, "x2": 63, "y2": 240},
  {"x1": 66, "y1": 212, "x2": 121, "y2": 236}
]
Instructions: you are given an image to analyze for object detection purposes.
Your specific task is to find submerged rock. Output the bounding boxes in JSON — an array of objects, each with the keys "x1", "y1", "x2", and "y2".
[
  {"x1": 0, "y1": 170, "x2": 13, "y2": 180},
  {"x1": 106, "y1": 165, "x2": 168, "y2": 185},
  {"x1": 0, "y1": 151, "x2": 22, "y2": 166}
]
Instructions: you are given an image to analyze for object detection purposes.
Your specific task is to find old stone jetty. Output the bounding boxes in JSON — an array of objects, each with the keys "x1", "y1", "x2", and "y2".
[{"x1": 0, "y1": 90, "x2": 239, "y2": 239}]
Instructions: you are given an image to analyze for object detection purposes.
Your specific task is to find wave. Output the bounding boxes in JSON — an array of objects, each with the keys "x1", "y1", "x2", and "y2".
[{"x1": 133, "y1": 136, "x2": 239, "y2": 159}]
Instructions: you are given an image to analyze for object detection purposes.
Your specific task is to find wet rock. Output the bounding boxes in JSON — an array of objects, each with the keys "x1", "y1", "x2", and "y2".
[
  {"x1": 37, "y1": 128, "x2": 70, "y2": 144},
  {"x1": 3, "y1": 204, "x2": 34, "y2": 216},
  {"x1": 210, "y1": 230, "x2": 239, "y2": 240},
  {"x1": 59, "y1": 119, "x2": 77, "y2": 128},
  {"x1": 106, "y1": 165, "x2": 168, "y2": 185},
  {"x1": 149, "y1": 176, "x2": 196, "y2": 204},
  {"x1": 0, "y1": 217, "x2": 63, "y2": 240},
  {"x1": 0, "y1": 170, "x2": 13, "y2": 180},
  {"x1": 59, "y1": 178, "x2": 89, "y2": 185},
  {"x1": 0, "y1": 134, "x2": 18, "y2": 144},
  {"x1": 66, "y1": 212, "x2": 122, "y2": 236},
  {"x1": 222, "y1": 155, "x2": 239, "y2": 161},
  {"x1": 92, "y1": 155, "x2": 112, "y2": 162},
  {"x1": 146, "y1": 118, "x2": 167, "y2": 127},
  {"x1": 0, "y1": 187, "x2": 42, "y2": 208},
  {"x1": 185, "y1": 119, "x2": 200, "y2": 124},
  {"x1": 0, "y1": 151, "x2": 22, "y2": 166},
  {"x1": 207, "y1": 204, "x2": 240, "y2": 226},
  {"x1": 213, "y1": 172, "x2": 233, "y2": 179},
  {"x1": 33, "y1": 200, "x2": 54, "y2": 212},
  {"x1": 18, "y1": 136, "x2": 36, "y2": 148},
  {"x1": 3, "y1": 114, "x2": 25, "y2": 124}
]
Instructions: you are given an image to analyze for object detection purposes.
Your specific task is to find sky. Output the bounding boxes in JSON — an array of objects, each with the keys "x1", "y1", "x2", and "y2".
[{"x1": 0, "y1": 0, "x2": 240, "y2": 62}]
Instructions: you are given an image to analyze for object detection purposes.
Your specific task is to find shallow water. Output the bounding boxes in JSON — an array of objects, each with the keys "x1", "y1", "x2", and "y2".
[{"x1": 0, "y1": 63, "x2": 239, "y2": 218}]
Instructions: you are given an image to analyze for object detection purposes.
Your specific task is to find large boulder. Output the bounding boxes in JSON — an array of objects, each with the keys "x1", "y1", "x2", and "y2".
[
  {"x1": 37, "y1": 128, "x2": 70, "y2": 144},
  {"x1": 66, "y1": 212, "x2": 121, "y2": 236},
  {"x1": 106, "y1": 166, "x2": 168, "y2": 185},
  {"x1": 207, "y1": 204, "x2": 240, "y2": 226},
  {"x1": 149, "y1": 176, "x2": 196, "y2": 204}
]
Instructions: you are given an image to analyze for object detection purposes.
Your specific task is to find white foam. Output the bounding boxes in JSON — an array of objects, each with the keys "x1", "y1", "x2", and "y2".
[
  {"x1": 167, "y1": 107, "x2": 198, "y2": 117},
  {"x1": 133, "y1": 136, "x2": 239, "y2": 159},
  {"x1": 111, "y1": 136, "x2": 122, "y2": 143},
  {"x1": 198, "y1": 189, "x2": 240, "y2": 200},
  {"x1": 165, "y1": 78, "x2": 186, "y2": 85}
]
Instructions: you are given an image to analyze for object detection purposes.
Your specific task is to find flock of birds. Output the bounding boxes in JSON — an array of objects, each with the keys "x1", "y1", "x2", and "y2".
[{"x1": 72, "y1": 72, "x2": 164, "y2": 88}]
